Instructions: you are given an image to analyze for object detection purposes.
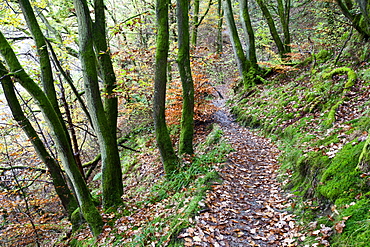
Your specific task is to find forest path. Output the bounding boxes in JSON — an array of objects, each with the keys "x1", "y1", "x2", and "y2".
[{"x1": 179, "y1": 83, "x2": 298, "y2": 246}]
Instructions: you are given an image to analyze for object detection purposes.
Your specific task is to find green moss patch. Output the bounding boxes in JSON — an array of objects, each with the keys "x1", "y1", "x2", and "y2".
[{"x1": 318, "y1": 142, "x2": 366, "y2": 202}]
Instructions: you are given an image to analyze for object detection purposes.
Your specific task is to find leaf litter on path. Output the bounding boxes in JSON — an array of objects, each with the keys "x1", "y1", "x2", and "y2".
[{"x1": 178, "y1": 84, "x2": 300, "y2": 246}]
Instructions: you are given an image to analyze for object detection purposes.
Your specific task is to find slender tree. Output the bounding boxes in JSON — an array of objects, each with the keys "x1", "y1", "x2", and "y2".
[
  {"x1": 223, "y1": 0, "x2": 251, "y2": 85},
  {"x1": 277, "y1": 0, "x2": 291, "y2": 53},
  {"x1": 255, "y1": 0, "x2": 287, "y2": 56},
  {"x1": 335, "y1": 0, "x2": 370, "y2": 39},
  {"x1": 178, "y1": 0, "x2": 195, "y2": 155},
  {"x1": 154, "y1": 0, "x2": 179, "y2": 174},
  {"x1": 0, "y1": 31, "x2": 104, "y2": 236},
  {"x1": 0, "y1": 61, "x2": 78, "y2": 218},
  {"x1": 18, "y1": 0, "x2": 85, "y2": 177},
  {"x1": 92, "y1": 0, "x2": 124, "y2": 209},
  {"x1": 216, "y1": 0, "x2": 224, "y2": 54},
  {"x1": 192, "y1": 0, "x2": 200, "y2": 46},
  {"x1": 191, "y1": 0, "x2": 213, "y2": 47},
  {"x1": 239, "y1": 0, "x2": 258, "y2": 67}
]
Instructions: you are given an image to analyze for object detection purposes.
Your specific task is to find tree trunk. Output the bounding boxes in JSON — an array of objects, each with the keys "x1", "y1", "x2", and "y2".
[
  {"x1": 178, "y1": 0, "x2": 195, "y2": 155},
  {"x1": 0, "y1": 61, "x2": 78, "y2": 218},
  {"x1": 255, "y1": 0, "x2": 286, "y2": 56},
  {"x1": 356, "y1": 0, "x2": 370, "y2": 24},
  {"x1": 19, "y1": 0, "x2": 85, "y2": 179},
  {"x1": 239, "y1": 0, "x2": 258, "y2": 67},
  {"x1": 191, "y1": 0, "x2": 214, "y2": 47},
  {"x1": 18, "y1": 0, "x2": 60, "y2": 112},
  {"x1": 216, "y1": 0, "x2": 223, "y2": 54},
  {"x1": 336, "y1": 0, "x2": 370, "y2": 39},
  {"x1": 277, "y1": 0, "x2": 291, "y2": 53},
  {"x1": 154, "y1": 0, "x2": 179, "y2": 175},
  {"x1": 222, "y1": 0, "x2": 251, "y2": 85},
  {"x1": 72, "y1": 0, "x2": 123, "y2": 209},
  {"x1": 0, "y1": 31, "x2": 103, "y2": 237},
  {"x1": 92, "y1": 0, "x2": 124, "y2": 209},
  {"x1": 191, "y1": 0, "x2": 200, "y2": 47}
]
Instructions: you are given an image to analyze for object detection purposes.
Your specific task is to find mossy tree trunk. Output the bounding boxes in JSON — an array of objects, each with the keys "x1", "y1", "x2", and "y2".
[
  {"x1": 0, "y1": 31, "x2": 103, "y2": 237},
  {"x1": 191, "y1": 0, "x2": 200, "y2": 47},
  {"x1": 18, "y1": 0, "x2": 60, "y2": 112},
  {"x1": 92, "y1": 0, "x2": 124, "y2": 209},
  {"x1": 255, "y1": 0, "x2": 289, "y2": 56},
  {"x1": 18, "y1": 0, "x2": 85, "y2": 177},
  {"x1": 239, "y1": 0, "x2": 258, "y2": 67},
  {"x1": 0, "y1": 61, "x2": 78, "y2": 218},
  {"x1": 336, "y1": 0, "x2": 370, "y2": 39},
  {"x1": 356, "y1": 0, "x2": 370, "y2": 25},
  {"x1": 277, "y1": 0, "x2": 291, "y2": 53},
  {"x1": 223, "y1": 0, "x2": 251, "y2": 86},
  {"x1": 178, "y1": 0, "x2": 195, "y2": 155},
  {"x1": 216, "y1": 0, "x2": 224, "y2": 54},
  {"x1": 191, "y1": 0, "x2": 213, "y2": 47},
  {"x1": 154, "y1": 0, "x2": 179, "y2": 174}
]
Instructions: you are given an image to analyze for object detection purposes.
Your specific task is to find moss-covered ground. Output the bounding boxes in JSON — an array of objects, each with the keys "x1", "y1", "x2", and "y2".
[{"x1": 230, "y1": 45, "x2": 370, "y2": 246}]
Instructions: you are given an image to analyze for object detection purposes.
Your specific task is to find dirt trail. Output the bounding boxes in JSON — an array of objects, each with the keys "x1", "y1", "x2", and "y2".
[{"x1": 180, "y1": 84, "x2": 298, "y2": 246}]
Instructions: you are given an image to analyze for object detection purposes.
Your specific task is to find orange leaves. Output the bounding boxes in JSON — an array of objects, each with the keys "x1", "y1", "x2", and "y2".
[{"x1": 164, "y1": 49, "x2": 218, "y2": 126}]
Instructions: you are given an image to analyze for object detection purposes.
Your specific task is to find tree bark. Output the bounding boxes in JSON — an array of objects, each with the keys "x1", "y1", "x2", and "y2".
[
  {"x1": 72, "y1": 0, "x2": 123, "y2": 209},
  {"x1": 239, "y1": 0, "x2": 258, "y2": 67},
  {"x1": 0, "y1": 61, "x2": 78, "y2": 218},
  {"x1": 356, "y1": 0, "x2": 370, "y2": 23},
  {"x1": 0, "y1": 31, "x2": 103, "y2": 237},
  {"x1": 277, "y1": 0, "x2": 291, "y2": 53},
  {"x1": 154, "y1": 0, "x2": 179, "y2": 175},
  {"x1": 255, "y1": 0, "x2": 286, "y2": 56},
  {"x1": 92, "y1": 0, "x2": 124, "y2": 209},
  {"x1": 335, "y1": 0, "x2": 370, "y2": 39},
  {"x1": 216, "y1": 0, "x2": 223, "y2": 54},
  {"x1": 223, "y1": 0, "x2": 251, "y2": 85},
  {"x1": 178, "y1": 0, "x2": 195, "y2": 155},
  {"x1": 19, "y1": 0, "x2": 86, "y2": 179},
  {"x1": 18, "y1": 0, "x2": 60, "y2": 112},
  {"x1": 191, "y1": 0, "x2": 200, "y2": 47}
]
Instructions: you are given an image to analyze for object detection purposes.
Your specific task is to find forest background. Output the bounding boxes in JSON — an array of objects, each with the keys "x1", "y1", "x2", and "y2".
[{"x1": 0, "y1": 0, "x2": 370, "y2": 246}]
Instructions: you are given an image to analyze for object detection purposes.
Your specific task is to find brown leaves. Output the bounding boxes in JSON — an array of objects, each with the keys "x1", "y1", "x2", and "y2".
[
  {"x1": 335, "y1": 216, "x2": 351, "y2": 234},
  {"x1": 179, "y1": 98, "x2": 299, "y2": 246}
]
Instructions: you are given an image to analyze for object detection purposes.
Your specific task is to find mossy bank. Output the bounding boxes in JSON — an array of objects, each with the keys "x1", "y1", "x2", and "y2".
[{"x1": 230, "y1": 46, "x2": 370, "y2": 246}]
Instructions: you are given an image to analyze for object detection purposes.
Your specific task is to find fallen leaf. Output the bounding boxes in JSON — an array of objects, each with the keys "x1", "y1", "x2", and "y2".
[{"x1": 335, "y1": 221, "x2": 346, "y2": 233}]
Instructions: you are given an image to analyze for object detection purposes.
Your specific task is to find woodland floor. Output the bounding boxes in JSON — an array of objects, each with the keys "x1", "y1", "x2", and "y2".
[{"x1": 177, "y1": 83, "x2": 300, "y2": 246}]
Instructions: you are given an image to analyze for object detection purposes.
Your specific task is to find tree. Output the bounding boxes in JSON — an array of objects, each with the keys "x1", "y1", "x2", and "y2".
[
  {"x1": 239, "y1": 0, "x2": 258, "y2": 67},
  {"x1": 71, "y1": 0, "x2": 123, "y2": 209},
  {"x1": 0, "y1": 0, "x2": 127, "y2": 235},
  {"x1": 192, "y1": 0, "x2": 201, "y2": 47},
  {"x1": 335, "y1": 0, "x2": 370, "y2": 39},
  {"x1": 93, "y1": 0, "x2": 124, "y2": 208},
  {"x1": 0, "y1": 61, "x2": 78, "y2": 218},
  {"x1": 178, "y1": 0, "x2": 195, "y2": 155},
  {"x1": 191, "y1": 0, "x2": 213, "y2": 47},
  {"x1": 0, "y1": 30, "x2": 104, "y2": 236},
  {"x1": 153, "y1": 0, "x2": 179, "y2": 174},
  {"x1": 216, "y1": 0, "x2": 224, "y2": 54},
  {"x1": 222, "y1": 0, "x2": 252, "y2": 87},
  {"x1": 255, "y1": 0, "x2": 291, "y2": 56}
]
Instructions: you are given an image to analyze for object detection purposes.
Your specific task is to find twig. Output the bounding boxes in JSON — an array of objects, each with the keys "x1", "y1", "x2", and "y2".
[{"x1": 335, "y1": 27, "x2": 353, "y2": 65}]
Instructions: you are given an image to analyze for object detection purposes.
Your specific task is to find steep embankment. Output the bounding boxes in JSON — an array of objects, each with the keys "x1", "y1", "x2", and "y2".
[{"x1": 231, "y1": 51, "x2": 370, "y2": 246}]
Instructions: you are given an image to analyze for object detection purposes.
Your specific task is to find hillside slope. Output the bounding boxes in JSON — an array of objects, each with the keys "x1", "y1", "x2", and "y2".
[{"x1": 231, "y1": 43, "x2": 370, "y2": 246}]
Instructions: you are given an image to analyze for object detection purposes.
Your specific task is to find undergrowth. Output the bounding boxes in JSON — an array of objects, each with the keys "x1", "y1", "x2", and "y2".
[
  {"x1": 68, "y1": 123, "x2": 231, "y2": 247},
  {"x1": 231, "y1": 46, "x2": 370, "y2": 246}
]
